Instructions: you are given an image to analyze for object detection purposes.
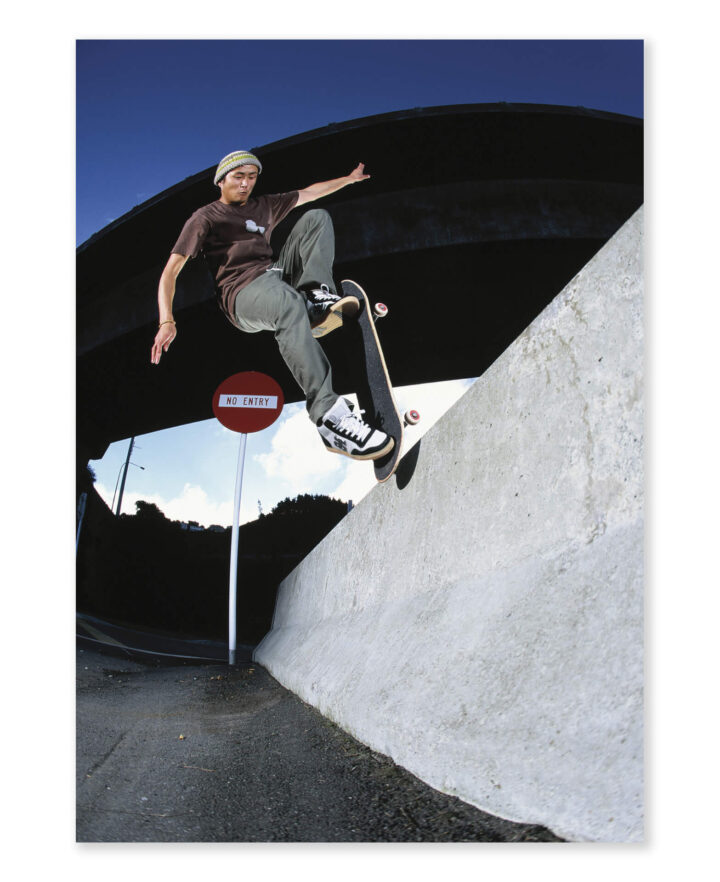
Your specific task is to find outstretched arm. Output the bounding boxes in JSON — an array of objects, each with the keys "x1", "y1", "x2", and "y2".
[
  {"x1": 151, "y1": 253, "x2": 188, "y2": 364},
  {"x1": 296, "y1": 163, "x2": 371, "y2": 206}
]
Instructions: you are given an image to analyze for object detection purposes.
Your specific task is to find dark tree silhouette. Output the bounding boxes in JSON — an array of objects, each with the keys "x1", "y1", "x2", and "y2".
[{"x1": 77, "y1": 490, "x2": 349, "y2": 642}]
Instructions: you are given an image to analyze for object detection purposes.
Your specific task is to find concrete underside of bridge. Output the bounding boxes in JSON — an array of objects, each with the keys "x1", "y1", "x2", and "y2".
[{"x1": 77, "y1": 103, "x2": 642, "y2": 464}]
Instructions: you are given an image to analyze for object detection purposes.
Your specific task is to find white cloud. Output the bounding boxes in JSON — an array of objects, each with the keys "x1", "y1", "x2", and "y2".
[
  {"x1": 254, "y1": 403, "x2": 344, "y2": 491},
  {"x1": 94, "y1": 481, "x2": 244, "y2": 528},
  {"x1": 329, "y1": 461, "x2": 376, "y2": 507}
]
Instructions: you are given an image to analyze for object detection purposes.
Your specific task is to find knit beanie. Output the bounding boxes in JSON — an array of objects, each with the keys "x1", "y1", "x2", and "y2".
[{"x1": 214, "y1": 151, "x2": 263, "y2": 185}]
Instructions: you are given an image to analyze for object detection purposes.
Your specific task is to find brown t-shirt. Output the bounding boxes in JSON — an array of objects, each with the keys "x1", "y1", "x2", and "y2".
[{"x1": 171, "y1": 191, "x2": 299, "y2": 325}]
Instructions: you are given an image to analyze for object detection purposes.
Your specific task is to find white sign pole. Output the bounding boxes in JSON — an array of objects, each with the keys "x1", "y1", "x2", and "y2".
[{"x1": 228, "y1": 432, "x2": 247, "y2": 665}]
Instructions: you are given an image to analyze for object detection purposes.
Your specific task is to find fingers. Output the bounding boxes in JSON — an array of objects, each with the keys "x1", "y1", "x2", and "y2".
[
  {"x1": 352, "y1": 162, "x2": 370, "y2": 181},
  {"x1": 151, "y1": 330, "x2": 174, "y2": 364}
]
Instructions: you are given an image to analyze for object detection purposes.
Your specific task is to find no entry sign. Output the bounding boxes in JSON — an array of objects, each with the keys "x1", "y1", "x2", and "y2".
[{"x1": 212, "y1": 371, "x2": 284, "y2": 434}]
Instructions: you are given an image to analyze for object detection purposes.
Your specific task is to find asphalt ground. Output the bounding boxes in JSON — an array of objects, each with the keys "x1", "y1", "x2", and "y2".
[{"x1": 76, "y1": 646, "x2": 564, "y2": 843}]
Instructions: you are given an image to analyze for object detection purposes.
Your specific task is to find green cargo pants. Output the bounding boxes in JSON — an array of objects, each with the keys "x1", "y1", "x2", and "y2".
[{"x1": 232, "y1": 209, "x2": 339, "y2": 424}]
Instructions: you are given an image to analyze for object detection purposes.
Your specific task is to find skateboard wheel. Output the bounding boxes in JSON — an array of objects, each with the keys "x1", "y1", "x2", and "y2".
[
  {"x1": 373, "y1": 302, "x2": 388, "y2": 318},
  {"x1": 405, "y1": 409, "x2": 421, "y2": 426}
]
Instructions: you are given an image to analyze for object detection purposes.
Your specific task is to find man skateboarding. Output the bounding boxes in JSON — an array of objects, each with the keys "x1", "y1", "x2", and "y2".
[{"x1": 151, "y1": 150, "x2": 393, "y2": 462}]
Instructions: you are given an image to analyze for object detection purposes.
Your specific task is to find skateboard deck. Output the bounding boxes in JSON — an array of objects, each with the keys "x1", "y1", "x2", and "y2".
[{"x1": 341, "y1": 279, "x2": 403, "y2": 483}]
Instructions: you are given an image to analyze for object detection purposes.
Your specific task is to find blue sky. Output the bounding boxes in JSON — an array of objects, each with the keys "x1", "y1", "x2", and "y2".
[
  {"x1": 77, "y1": 40, "x2": 643, "y2": 244},
  {"x1": 78, "y1": 39, "x2": 644, "y2": 525}
]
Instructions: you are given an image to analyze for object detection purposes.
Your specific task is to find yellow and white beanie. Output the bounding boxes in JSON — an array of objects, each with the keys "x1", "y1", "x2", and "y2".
[{"x1": 214, "y1": 150, "x2": 263, "y2": 185}]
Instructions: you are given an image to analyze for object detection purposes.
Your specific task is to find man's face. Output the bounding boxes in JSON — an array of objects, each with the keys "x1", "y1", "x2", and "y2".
[{"x1": 219, "y1": 165, "x2": 259, "y2": 204}]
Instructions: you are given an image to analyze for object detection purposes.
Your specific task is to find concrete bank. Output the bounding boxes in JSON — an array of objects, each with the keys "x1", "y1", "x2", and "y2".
[{"x1": 254, "y1": 208, "x2": 644, "y2": 842}]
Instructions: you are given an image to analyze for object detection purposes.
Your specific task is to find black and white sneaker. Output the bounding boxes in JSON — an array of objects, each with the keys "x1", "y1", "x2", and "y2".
[
  {"x1": 317, "y1": 397, "x2": 394, "y2": 460},
  {"x1": 306, "y1": 284, "x2": 360, "y2": 338}
]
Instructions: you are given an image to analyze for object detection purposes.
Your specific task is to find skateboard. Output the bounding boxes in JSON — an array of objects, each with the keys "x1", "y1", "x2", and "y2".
[{"x1": 341, "y1": 279, "x2": 420, "y2": 483}]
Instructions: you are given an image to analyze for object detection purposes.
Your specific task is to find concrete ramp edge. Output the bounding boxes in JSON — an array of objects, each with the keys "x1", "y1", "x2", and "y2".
[{"x1": 254, "y1": 208, "x2": 644, "y2": 843}]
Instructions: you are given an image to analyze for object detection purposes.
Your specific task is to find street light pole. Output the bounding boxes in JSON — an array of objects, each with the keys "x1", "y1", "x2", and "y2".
[{"x1": 115, "y1": 437, "x2": 135, "y2": 516}]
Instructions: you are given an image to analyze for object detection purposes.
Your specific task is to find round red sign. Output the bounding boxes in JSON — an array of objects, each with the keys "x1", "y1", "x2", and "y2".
[{"x1": 212, "y1": 371, "x2": 285, "y2": 434}]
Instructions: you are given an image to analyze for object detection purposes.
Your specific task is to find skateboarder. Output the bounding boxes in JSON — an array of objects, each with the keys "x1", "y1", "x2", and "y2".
[{"x1": 151, "y1": 149, "x2": 393, "y2": 461}]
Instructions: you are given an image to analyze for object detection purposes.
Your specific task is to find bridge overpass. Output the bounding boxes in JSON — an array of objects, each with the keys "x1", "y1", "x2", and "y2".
[{"x1": 77, "y1": 103, "x2": 642, "y2": 466}]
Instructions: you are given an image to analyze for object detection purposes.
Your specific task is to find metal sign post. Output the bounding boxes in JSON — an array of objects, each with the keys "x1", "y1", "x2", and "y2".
[
  {"x1": 227, "y1": 433, "x2": 247, "y2": 665},
  {"x1": 212, "y1": 372, "x2": 284, "y2": 666}
]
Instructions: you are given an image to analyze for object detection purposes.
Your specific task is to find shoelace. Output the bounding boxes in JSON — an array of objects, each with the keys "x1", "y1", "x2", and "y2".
[
  {"x1": 311, "y1": 284, "x2": 339, "y2": 305},
  {"x1": 334, "y1": 410, "x2": 372, "y2": 442}
]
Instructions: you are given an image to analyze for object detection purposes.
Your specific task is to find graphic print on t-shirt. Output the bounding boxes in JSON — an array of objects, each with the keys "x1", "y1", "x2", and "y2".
[{"x1": 170, "y1": 190, "x2": 299, "y2": 325}]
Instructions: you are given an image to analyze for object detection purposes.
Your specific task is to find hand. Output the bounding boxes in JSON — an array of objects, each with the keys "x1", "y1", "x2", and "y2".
[
  {"x1": 348, "y1": 162, "x2": 371, "y2": 183},
  {"x1": 296, "y1": 164, "x2": 371, "y2": 207},
  {"x1": 151, "y1": 322, "x2": 176, "y2": 364}
]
